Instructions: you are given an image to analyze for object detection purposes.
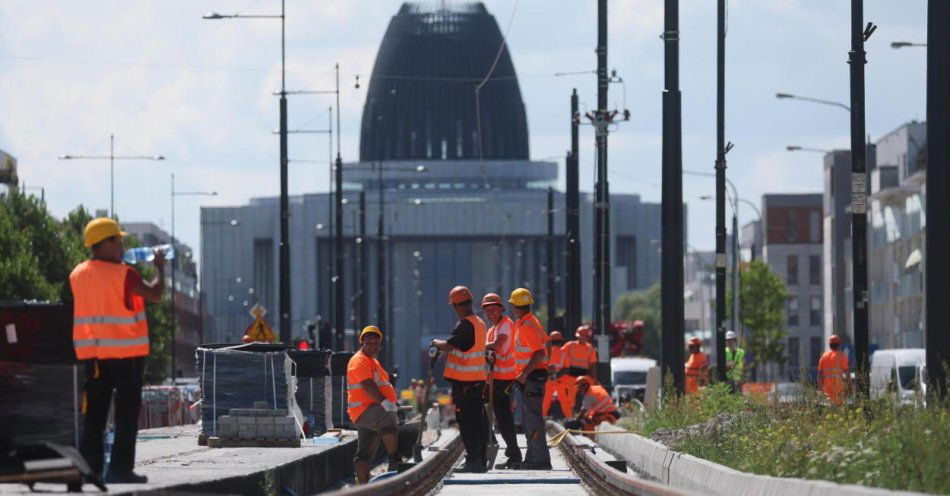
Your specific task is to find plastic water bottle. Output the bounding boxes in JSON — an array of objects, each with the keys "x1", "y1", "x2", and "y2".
[
  {"x1": 123, "y1": 244, "x2": 175, "y2": 264},
  {"x1": 103, "y1": 428, "x2": 115, "y2": 478}
]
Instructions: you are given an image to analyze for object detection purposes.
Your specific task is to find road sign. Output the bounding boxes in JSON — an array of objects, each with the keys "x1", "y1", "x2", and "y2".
[{"x1": 242, "y1": 304, "x2": 276, "y2": 343}]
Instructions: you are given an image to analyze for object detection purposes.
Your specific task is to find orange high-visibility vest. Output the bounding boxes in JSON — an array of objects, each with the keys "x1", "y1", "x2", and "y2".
[
  {"x1": 346, "y1": 350, "x2": 397, "y2": 422},
  {"x1": 487, "y1": 315, "x2": 517, "y2": 380},
  {"x1": 70, "y1": 260, "x2": 149, "y2": 360},
  {"x1": 549, "y1": 345, "x2": 565, "y2": 371},
  {"x1": 584, "y1": 385, "x2": 617, "y2": 417},
  {"x1": 684, "y1": 352, "x2": 709, "y2": 394},
  {"x1": 514, "y1": 312, "x2": 549, "y2": 375},
  {"x1": 563, "y1": 341, "x2": 596, "y2": 371},
  {"x1": 818, "y1": 350, "x2": 849, "y2": 405},
  {"x1": 444, "y1": 315, "x2": 488, "y2": 382}
]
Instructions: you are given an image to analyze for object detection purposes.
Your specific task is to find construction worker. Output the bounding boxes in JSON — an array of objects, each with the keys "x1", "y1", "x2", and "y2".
[
  {"x1": 432, "y1": 286, "x2": 489, "y2": 473},
  {"x1": 562, "y1": 324, "x2": 598, "y2": 413},
  {"x1": 542, "y1": 331, "x2": 572, "y2": 419},
  {"x1": 572, "y1": 375, "x2": 621, "y2": 431},
  {"x1": 724, "y1": 331, "x2": 745, "y2": 393},
  {"x1": 684, "y1": 337, "x2": 709, "y2": 395},
  {"x1": 70, "y1": 218, "x2": 165, "y2": 483},
  {"x1": 481, "y1": 292, "x2": 521, "y2": 469},
  {"x1": 509, "y1": 288, "x2": 551, "y2": 470},
  {"x1": 818, "y1": 334, "x2": 850, "y2": 405},
  {"x1": 347, "y1": 326, "x2": 401, "y2": 483}
]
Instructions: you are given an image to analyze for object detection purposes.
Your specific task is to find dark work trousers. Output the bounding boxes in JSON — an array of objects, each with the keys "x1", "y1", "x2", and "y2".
[
  {"x1": 450, "y1": 381, "x2": 488, "y2": 466},
  {"x1": 490, "y1": 379, "x2": 520, "y2": 461},
  {"x1": 81, "y1": 357, "x2": 144, "y2": 475},
  {"x1": 519, "y1": 372, "x2": 550, "y2": 464}
]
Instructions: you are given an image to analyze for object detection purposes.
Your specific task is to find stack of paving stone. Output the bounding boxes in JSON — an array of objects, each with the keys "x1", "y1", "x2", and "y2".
[{"x1": 208, "y1": 401, "x2": 300, "y2": 448}]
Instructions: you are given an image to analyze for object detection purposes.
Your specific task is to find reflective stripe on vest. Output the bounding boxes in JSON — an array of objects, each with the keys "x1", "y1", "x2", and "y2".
[
  {"x1": 513, "y1": 313, "x2": 548, "y2": 374},
  {"x1": 488, "y1": 316, "x2": 517, "y2": 380},
  {"x1": 346, "y1": 351, "x2": 397, "y2": 422},
  {"x1": 587, "y1": 386, "x2": 615, "y2": 415},
  {"x1": 444, "y1": 315, "x2": 487, "y2": 382},
  {"x1": 564, "y1": 341, "x2": 594, "y2": 369},
  {"x1": 70, "y1": 260, "x2": 149, "y2": 360}
]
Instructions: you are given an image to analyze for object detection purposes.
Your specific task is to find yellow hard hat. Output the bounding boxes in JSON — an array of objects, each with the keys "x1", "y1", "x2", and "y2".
[
  {"x1": 508, "y1": 288, "x2": 534, "y2": 306},
  {"x1": 83, "y1": 217, "x2": 127, "y2": 248},
  {"x1": 359, "y1": 325, "x2": 383, "y2": 343}
]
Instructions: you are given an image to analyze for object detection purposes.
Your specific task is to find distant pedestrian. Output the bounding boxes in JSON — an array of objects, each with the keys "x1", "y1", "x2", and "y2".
[
  {"x1": 684, "y1": 337, "x2": 709, "y2": 395},
  {"x1": 724, "y1": 331, "x2": 745, "y2": 393},
  {"x1": 71, "y1": 218, "x2": 165, "y2": 483},
  {"x1": 818, "y1": 334, "x2": 849, "y2": 405}
]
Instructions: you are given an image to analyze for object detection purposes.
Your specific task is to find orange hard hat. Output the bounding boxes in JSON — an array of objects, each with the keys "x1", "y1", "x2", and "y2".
[
  {"x1": 550, "y1": 331, "x2": 564, "y2": 341},
  {"x1": 575, "y1": 324, "x2": 592, "y2": 338},
  {"x1": 829, "y1": 334, "x2": 841, "y2": 345},
  {"x1": 633, "y1": 320, "x2": 644, "y2": 329},
  {"x1": 481, "y1": 293, "x2": 504, "y2": 308},
  {"x1": 574, "y1": 375, "x2": 593, "y2": 387},
  {"x1": 688, "y1": 337, "x2": 702, "y2": 347},
  {"x1": 448, "y1": 286, "x2": 474, "y2": 305}
]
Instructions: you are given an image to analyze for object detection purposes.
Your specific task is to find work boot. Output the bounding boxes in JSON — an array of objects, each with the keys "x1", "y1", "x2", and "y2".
[
  {"x1": 455, "y1": 459, "x2": 488, "y2": 473},
  {"x1": 106, "y1": 470, "x2": 148, "y2": 484},
  {"x1": 387, "y1": 453, "x2": 401, "y2": 472},
  {"x1": 495, "y1": 456, "x2": 522, "y2": 469}
]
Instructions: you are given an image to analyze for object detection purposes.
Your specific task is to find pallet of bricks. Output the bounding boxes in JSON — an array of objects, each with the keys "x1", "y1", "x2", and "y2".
[{"x1": 210, "y1": 401, "x2": 298, "y2": 448}]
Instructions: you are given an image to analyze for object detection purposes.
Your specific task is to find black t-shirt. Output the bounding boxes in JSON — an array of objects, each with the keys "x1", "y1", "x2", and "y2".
[{"x1": 446, "y1": 318, "x2": 475, "y2": 352}]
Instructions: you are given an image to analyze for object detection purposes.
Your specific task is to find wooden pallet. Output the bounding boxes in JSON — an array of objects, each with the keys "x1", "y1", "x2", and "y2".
[{"x1": 206, "y1": 437, "x2": 300, "y2": 448}]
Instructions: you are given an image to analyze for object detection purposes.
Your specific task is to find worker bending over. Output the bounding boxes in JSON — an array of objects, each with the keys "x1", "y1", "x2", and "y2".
[
  {"x1": 542, "y1": 331, "x2": 572, "y2": 418},
  {"x1": 818, "y1": 334, "x2": 850, "y2": 405},
  {"x1": 432, "y1": 286, "x2": 490, "y2": 472},
  {"x1": 562, "y1": 325, "x2": 598, "y2": 413},
  {"x1": 347, "y1": 326, "x2": 401, "y2": 484},
  {"x1": 481, "y1": 293, "x2": 521, "y2": 469},
  {"x1": 684, "y1": 337, "x2": 709, "y2": 395},
  {"x1": 510, "y1": 288, "x2": 551, "y2": 470},
  {"x1": 572, "y1": 375, "x2": 621, "y2": 431},
  {"x1": 71, "y1": 218, "x2": 165, "y2": 484}
]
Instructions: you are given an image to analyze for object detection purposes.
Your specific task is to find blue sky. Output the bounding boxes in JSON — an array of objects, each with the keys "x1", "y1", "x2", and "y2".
[{"x1": 0, "y1": 0, "x2": 927, "y2": 261}]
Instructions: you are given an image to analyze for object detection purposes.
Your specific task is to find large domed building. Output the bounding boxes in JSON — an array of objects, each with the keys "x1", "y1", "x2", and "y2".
[{"x1": 201, "y1": 2, "x2": 663, "y2": 387}]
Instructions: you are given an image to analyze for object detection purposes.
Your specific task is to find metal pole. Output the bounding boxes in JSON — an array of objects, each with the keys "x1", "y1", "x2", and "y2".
[
  {"x1": 713, "y1": 0, "x2": 728, "y2": 383},
  {"x1": 926, "y1": 0, "x2": 948, "y2": 399},
  {"x1": 848, "y1": 0, "x2": 872, "y2": 394},
  {"x1": 334, "y1": 156, "x2": 344, "y2": 349},
  {"x1": 593, "y1": 0, "x2": 612, "y2": 388},
  {"x1": 110, "y1": 134, "x2": 114, "y2": 218},
  {"x1": 376, "y1": 163, "x2": 387, "y2": 365},
  {"x1": 327, "y1": 106, "x2": 334, "y2": 332},
  {"x1": 661, "y1": 0, "x2": 685, "y2": 394},
  {"x1": 278, "y1": 0, "x2": 291, "y2": 342},
  {"x1": 359, "y1": 190, "x2": 368, "y2": 335},
  {"x1": 171, "y1": 173, "x2": 177, "y2": 384},
  {"x1": 547, "y1": 187, "x2": 556, "y2": 330},
  {"x1": 566, "y1": 89, "x2": 581, "y2": 336},
  {"x1": 731, "y1": 211, "x2": 739, "y2": 345}
]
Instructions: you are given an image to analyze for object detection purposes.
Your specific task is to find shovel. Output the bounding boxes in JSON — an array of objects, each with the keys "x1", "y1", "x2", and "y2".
[
  {"x1": 413, "y1": 345, "x2": 440, "y2": 462},
  {"x1": 485, "y1": 352, "x2": 499, "y2": 471}
]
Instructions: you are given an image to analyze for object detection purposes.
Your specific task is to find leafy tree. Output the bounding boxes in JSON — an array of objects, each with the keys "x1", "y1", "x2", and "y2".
[
  {"x1": 734, "y1": 260, "x2": 788, "y2": 380},
  {"x1": 613, "y1": 282, "x2": 661, "y2": 359}
]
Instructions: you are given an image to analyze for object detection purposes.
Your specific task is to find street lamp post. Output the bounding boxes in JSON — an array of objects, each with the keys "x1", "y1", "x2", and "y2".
[
  {"x1": 204, "y1": 1, "x2": 291, "y2": 343},
  {"x1": 890, "y1": 41, "x2": 926, "y2": 49},
  {"x1": 786, "y1": 145, "x2": 831, "y2": 154},
  {"x1": 775, "y1": 92, "x2": 851, "y2": 112},
  {"x1": 170, "y1": 173, "x2": 216, "y2": 384},
  {"x1": 59, "y1": 134, "x2": 165, "y2": 218}
]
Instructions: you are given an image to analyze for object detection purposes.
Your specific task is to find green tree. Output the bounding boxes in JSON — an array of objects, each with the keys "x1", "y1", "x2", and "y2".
[
  {"x1": 735, "y1": 260, "x2": 788, "y2": 380},
  {"x1": 613, "y1": 282, "x2": 661, "y2": 358}
]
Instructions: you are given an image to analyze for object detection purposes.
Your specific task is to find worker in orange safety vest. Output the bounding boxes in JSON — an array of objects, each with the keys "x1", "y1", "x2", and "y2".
[
  {"x1": 542, "y1": 331, "x2": 572, "y2": 418},
  {"x1": 432, "y1": 286, "x2": 489, "y2": 473},
  {"x1": 818, "y1": 334, "x2": 850, "y2": 405},
  {"x1": 481, "y1": 292, "x2": 521, "y2": 469},
  {"x1": 70, "y1": 218, "x2": 166, "y2": 484},
  {"x1": 510, "y1": 287, "x2": 551, "y2": 470},
  {"x1": 347, "y1": 326, "x2": 401, "y2": 483},
  {"x1": 684, "y1": 337, "x2": 709, "y2": 395},
  {"x1": 572, "y1": 375, "x2": 621, "y2": 431},
  {"x1": 562, "y1": 324, "x2": 598, "y2": 414}
]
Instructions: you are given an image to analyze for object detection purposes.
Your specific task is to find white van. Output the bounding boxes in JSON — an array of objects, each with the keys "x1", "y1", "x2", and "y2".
[
  {"x1": 869, "y1": 348, "x2": 926, "y2": 406},
  {"x1": 610, "y1": 357, "x2": 657, "y2": 404}
]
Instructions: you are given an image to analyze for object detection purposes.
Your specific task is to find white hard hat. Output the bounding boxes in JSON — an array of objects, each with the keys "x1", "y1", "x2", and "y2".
[{"x1": 725, "y1": 331, "x2": 737, "y2": 340}]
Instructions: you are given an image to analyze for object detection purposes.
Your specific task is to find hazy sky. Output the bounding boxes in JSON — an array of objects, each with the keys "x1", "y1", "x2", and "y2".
[{"x1": 0, "y1": 0, "x2": 927, "y2": 262}]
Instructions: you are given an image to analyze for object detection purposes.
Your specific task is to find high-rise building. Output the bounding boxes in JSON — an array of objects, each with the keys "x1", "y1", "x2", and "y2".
[{"x1": 200, "y1": 2, "x2": 663, "y2": 385}]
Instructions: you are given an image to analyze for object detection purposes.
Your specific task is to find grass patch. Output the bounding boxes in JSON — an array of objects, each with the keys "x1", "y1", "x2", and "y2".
[{"x1": 620, "y1": 379, "x2": 950, "y2": 494}]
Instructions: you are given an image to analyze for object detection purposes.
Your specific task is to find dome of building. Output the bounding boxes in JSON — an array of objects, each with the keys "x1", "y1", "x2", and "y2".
[{"x1": 359, "y1": 2, "x2": 529, "y2": 162}]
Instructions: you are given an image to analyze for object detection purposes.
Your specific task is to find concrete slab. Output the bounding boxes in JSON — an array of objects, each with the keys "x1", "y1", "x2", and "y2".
[{"x1": 0, "y1": 424, "x2": 356, "y2": 495}]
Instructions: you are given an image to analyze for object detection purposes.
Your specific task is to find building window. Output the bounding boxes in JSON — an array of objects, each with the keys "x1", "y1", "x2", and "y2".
[
  {"x1": 787, "y1": 255, "x2": 799, "y2": 285},
  {"x1": 809, "y1": 211, "x2": 820, "y2": 243},
  {"x1": 788, "y1": 337, "x2": 800, "y2": 372},
  {"x1": 810, "y1": 336, "x2": 823, "y2": 369},
  {"x1": 809, "y1": 255, "x2": 821, "y2": 285},
  {"x1": 787, "y1": 297, "x2": 799, "y2": 327},
  {"x1": 787, "y1": 210, "x2": 799, "y2": 243},
  {"x1": 616, "y1": 236, "x2": 637, "y2": 290},
  {"x1": 810, "y1": 296, "x2": 821, "y2": 326}
]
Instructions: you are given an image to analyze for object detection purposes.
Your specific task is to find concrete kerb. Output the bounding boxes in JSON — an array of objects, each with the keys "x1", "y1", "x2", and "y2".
[{"x1": 595, "y1": 423, "x2": 929, "y2": 496}]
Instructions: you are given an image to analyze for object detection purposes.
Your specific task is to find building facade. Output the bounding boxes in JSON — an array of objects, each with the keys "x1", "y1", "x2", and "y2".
[
  {"x1": 867, "y1": 121, "x2": 927, "y2": 349},
  {"x1": 199, "y1": 2, "x2": 663, "y2": 385},
  {"x1": 760, "y1": 194, "x2": 824, "y2": 380}
]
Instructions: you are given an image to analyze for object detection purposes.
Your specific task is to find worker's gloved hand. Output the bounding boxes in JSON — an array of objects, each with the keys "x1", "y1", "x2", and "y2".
[{"x1": 381, "y1": 399, "x2": 398, "y2": 413}]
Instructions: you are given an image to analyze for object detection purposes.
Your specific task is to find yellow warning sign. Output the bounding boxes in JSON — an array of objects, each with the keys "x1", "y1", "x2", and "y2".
[{"x1": 242, "y1": 304, "x2": 276, "y2": 343}]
